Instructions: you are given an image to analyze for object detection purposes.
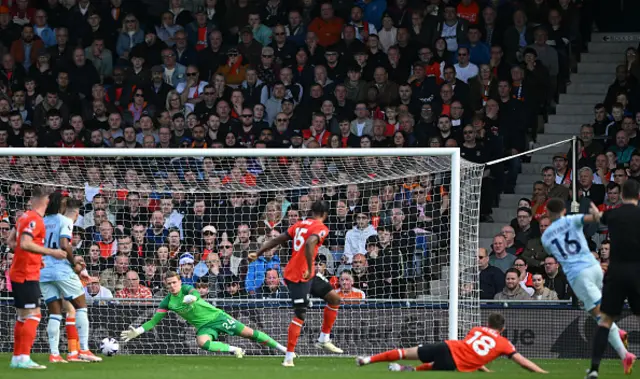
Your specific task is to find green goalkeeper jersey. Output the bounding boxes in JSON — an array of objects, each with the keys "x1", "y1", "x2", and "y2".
[{"x1": 141, "y1": 285, "x2": 223, "y2": 331}]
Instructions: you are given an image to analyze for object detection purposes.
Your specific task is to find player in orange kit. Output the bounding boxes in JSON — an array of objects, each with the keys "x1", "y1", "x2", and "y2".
[
  {"x1": 250, "y1": 200, "x2": 343, "y2": 367},
  {"x1": 8, "y1": 187, "x2": 67, "y2": 369},
  {"x1": 356, "y1": 313, "x2": 548, "y2": 373}
]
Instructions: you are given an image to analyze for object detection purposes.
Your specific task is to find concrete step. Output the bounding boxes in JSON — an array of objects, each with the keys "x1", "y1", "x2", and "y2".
[
  {"x1": 581, "y1": 54, "x2": 624, "y2": 64},
  {"x1": 479, "y1": 237, "x2": 493, "y2": 250},
  {"x1": 517, "y1": 173, "x2": 543, "y2": 184},
  {"x1": 500, "y1": 194, "x2": 528, "y2": 205},
  {"x1": 559, "y1": 93, "x2": 607, "y2": 104},
  {"x1": 492, "y1": 208, "x2": 517, "y2": 223},
  {"x1": 545, "y1": 123, "x2": 582, "y2": 134},
  {"x1": 522, "y1": 163, "x2": 547, "y2": 174},
  {"x1": 577, "y1": 62, "x2": 618, "y2": 74},
  {"x1": 548, "y1": 114, "x2": 593, "y2": 124},
  {"x1": 566, "y1": 82, "x2": 610, "y2": 94},
  {"x1": 515, "y1": 183, "x2": 535, "y2": 194},
  {"x1": 537, "y1": 133, "x2": 574, "y2": 144},
  {"x1": 527, "y1": 143, "x2": 567, "y2": 155},
  {"x1": 480, "y1": 223, "x2": 505, "y2": 238},
  {"x1": 588, "y1": 41, "x2": 636, "y2": 54},
  {"x1": 531, "y1": 153, "x2": 559, "y2": 163},
  {"x1": 556, "y1": 103, "x2": 600, "y2": 115},
  {"x1": 569, "y1": 74, "x2": 613, "y2": 84}
]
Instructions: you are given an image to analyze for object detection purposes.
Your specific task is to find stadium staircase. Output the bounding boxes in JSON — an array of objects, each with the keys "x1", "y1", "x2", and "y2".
[{"x1": 478, "y1": 33, "x2": 640, "y2": 251}]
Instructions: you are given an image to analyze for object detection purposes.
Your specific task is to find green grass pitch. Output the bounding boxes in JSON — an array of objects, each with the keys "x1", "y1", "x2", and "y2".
[{"x1": 0, "y1": 355, "x2": 629, "y2": 379}]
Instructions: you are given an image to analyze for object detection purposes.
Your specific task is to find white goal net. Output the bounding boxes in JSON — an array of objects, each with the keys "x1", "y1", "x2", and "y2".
[{"x1": 0, "y1": 148, "x2": 483, "y2": 356}]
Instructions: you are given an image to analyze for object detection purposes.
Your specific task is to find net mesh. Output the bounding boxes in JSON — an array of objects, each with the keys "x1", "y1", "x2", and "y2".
[{"x1": 0, "y1": 150, "x2": 483, "y2": 355}]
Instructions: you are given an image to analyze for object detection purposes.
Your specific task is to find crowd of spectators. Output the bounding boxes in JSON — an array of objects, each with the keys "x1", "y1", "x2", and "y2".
[
  {"x1": 481, "y1": 39, "x2": 640, "y2": 302},
  {"x1": 0, "y1": 0, "x2": 591, "y2": 302}
]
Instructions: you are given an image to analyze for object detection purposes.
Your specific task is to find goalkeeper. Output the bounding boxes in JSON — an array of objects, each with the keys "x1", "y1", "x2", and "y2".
[{"x1": 120, "y1": 271, "x2": 287, "y2": 357}]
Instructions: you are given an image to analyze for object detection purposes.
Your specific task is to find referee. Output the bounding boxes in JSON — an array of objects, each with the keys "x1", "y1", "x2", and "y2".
[{"x1": 588, "y1": 180, "x2": 640, "y2": 378}]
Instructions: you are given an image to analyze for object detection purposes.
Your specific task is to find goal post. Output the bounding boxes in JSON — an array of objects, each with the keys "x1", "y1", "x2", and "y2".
[{"x1": 0, "y1": 147, "x2": 482, "y2": 354}]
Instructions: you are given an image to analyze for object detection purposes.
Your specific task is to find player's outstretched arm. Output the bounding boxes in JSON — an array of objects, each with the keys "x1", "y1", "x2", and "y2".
[
  {"x1": 120, "y1": 311, "x2": 167, "y2": 342},
  {"x1": 20, "y1": 233, "x2": 66, "y2": 259},
  {"x1": 583, "y1": 202, "x2": 603, "y2": 224},
  {"x1": 121, "y1": 296, "x2": 171, "y2": 342},
  {"x1": 511, "y1": 353, "x2": 548, "y2": 373},
  {"x1": 249, "y1": 233, "x2": 292, "y2": 261},
  {"x1": 478, "y1": 366, "x2": 492, "y2": 373}
]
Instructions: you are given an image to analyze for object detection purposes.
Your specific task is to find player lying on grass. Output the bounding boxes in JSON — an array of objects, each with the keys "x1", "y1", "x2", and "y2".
[
  {"x1": 120, "y1": 271, "x2": 287, "y2": 357},
  {"x1": 542, "y1": 198, "x2": 634, "y2": 374},
  {"x1": 356, "y1": 313, "x2": 547, "y2": 373}
]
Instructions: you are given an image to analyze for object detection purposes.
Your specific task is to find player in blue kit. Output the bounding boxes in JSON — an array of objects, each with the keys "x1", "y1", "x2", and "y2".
[
  {"x1": 40, "y1": 193, "x2": 101, "y2": 363},
  {"x1": 542, "y1": 198, "x2": 635, "y2": 374}
]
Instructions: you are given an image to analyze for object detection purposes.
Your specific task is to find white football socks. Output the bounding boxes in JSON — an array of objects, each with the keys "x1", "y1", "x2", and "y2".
[
  {"x1": 608, "y1": 322, "x2": 628, "y2": 359},
  {"x1": 76, "y1": 308, "x2": 89, "y2": 351},
  {"x1": 47, "y1": 314, "x2": 62, "y2": 355}
]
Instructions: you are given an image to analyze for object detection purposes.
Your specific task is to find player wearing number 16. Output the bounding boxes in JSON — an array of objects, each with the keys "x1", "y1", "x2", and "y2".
[
  {"x1": 356, "y1": 313, "x2": 547, "y2": 373},
  {"x1": 542, "y1": 198, "x2": 635, "y2": 374},
  {"x1": 120, "y1": 271, "x2": 287, "y2": 357},
  {"x1": 250, "y1": 200, "x2": 343, "y2": 367}
]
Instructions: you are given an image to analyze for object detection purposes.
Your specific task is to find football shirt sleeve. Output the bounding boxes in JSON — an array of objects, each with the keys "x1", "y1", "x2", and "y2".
[
  {"x1": 59, "y1": 216, "x2": 73, "y2": 240},
  {"x1": 569, "y1": 214, "x2": 585, "y2": 227},
  {"x1": 316, "y1": 225, "x2": 329, "y2": 245},
  {"x1": 141, "y1": 295, "x2": 170, "y2": 332},
  {"x1": 500, "y1": 337, "x2": 517, "y2": 358},
  {"x1": 20, "y1": 214, "x2": 37, "y2": 238}
]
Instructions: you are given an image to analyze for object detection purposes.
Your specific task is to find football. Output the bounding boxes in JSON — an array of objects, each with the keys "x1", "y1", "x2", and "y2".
[{"x1": 100, "y1": 337, "x2": 120, "y2": 356}]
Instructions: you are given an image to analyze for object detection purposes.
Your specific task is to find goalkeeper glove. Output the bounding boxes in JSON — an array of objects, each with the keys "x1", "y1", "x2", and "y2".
[
  {"x1": 183, "y1": 294, "x2": 197, "y2": 305},
  {"x1": 120, "y1": 326, "x2": 145, "y2": 342}
]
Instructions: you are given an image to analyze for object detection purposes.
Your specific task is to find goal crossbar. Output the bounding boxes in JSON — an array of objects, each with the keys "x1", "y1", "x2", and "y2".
[{"x1": 0, "y1": 147, "x2": 461, "y2": 158}]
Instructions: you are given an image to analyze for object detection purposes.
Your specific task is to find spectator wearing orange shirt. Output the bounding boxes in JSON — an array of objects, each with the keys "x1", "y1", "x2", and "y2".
[
  {"x1": 115, "y1": 270, "x2": 153, "y2": 300},
  {"x1": 97, "y1": 220, "x2": 117, "y2": 258},
  {"x1": 308, "y1": 2, "x2": 344, "y2": 47},
  {"x1": 216, "y1": 48, "x2": 247, "y2": 86},
  {"x1": 530, "y1": 181, "x2": 548, "y2": 221},
  {"x1": 456, "y1": 0, "x2": 480, "y2": 24},
  {"x1": 336, "y1": 270, "x2": 365, "y2": 303},
  {"x1": 302, "y1": 113, "x2": 332, "y2": 146},
  {"x1": 222, "y1": 167, "x2": 257, "y2": 187}
]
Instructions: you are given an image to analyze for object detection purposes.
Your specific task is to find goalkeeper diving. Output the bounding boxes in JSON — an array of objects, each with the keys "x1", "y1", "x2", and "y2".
[{"x1": 120, "y1": 271, "x2": 287, "y2": 357}]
